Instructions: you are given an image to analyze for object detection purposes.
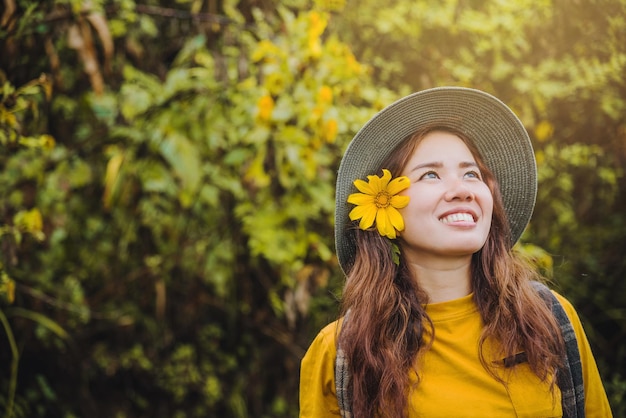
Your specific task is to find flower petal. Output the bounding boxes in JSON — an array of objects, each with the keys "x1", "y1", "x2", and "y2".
[
  {"x1": 390, "y1": 195, "x2": 410, "y2": 209},
  {"x1": 378, "y1": 169, "x2": 392, "y2": 189},
  {"x1": 347, "y1": 192, "x2": 375, "y2": 206},
  {"x1": 366, "y1": 174, "x2": 383, "y2": 193},
  {"x1": 349, "y1": 204, "x2": 375, "y2": 222},
  {"x1": 387, "y1": 176, "x2": 411, "y2": 195},
  {"x1": 354, "y1": 179, "x2": 375, "y2": 195},
  {"x1": 359, "y1": 206, "x2": 377, "y2": 230},
  {"x1": 387, "y1": 206, "x2": 405, "y2": 232},
  {"x1": 376, "y1": 208, "x2": 396, "y2": 239}
]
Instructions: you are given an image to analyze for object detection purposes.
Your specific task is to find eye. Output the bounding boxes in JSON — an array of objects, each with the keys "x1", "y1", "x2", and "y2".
[
  {"x1": 464, "y1": 170, "x2": 482, "y2": 180},
  {"x1": 419, "y1": 171, "x2": 440, "y2": 180}
]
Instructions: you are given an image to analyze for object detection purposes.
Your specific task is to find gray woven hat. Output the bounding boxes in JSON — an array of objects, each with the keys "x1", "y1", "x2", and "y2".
[{"x1": 335, "y1": 86, "x2": 537, "y2": 274}]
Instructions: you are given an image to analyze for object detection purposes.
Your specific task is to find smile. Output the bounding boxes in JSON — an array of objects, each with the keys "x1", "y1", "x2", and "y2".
[{"x1": 440, "y1": 212, "x2": 475, "y2": 224}]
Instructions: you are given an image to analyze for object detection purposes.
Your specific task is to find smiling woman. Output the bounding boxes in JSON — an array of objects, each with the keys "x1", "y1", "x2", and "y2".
[
  {"x1": 395, "y1": 130, "x2": 494, "y2": 277},
  {"x1": 299, "y1": 87, "x2": 612, "y2": 418}
]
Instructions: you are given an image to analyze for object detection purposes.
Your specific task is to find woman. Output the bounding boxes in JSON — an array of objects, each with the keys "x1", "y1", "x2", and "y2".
[{"x1": 299, "y1": 87, "x2": 611, "y2": 417}]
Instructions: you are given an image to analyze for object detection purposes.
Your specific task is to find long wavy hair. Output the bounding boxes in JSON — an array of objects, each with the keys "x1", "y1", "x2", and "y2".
[{"x1": 339, "y1": 126, "x2": 565, "y2": 418}]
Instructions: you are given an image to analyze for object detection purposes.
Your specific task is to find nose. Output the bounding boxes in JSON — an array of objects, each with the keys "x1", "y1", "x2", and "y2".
[{"x1": 444, "y1": 179, "x2": 475, "y2": 202}]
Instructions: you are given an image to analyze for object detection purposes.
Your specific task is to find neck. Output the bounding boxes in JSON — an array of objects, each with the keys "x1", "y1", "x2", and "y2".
[{"x1": 407, "y1": 259, "x2": 472, "y2": 303}]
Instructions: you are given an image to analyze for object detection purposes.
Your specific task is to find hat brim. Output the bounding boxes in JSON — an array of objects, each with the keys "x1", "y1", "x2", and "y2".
[{"x1": 335, "y1": 86, "x2": 537, "y2": 274}]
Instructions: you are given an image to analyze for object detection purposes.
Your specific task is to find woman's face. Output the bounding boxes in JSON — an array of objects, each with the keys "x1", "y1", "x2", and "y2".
[{"x1": 398, "y1": 131, "x2": 494, "y2": 266}]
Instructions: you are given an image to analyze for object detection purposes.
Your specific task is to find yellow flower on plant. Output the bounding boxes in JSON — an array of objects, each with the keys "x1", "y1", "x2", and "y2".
[
  {"x1": 307, "y1": 11, "x2": 327, "y2": 59},
  {"x1": 317, "y1": 86, "x2": 333, "y2": 105},
  {"x1": 257, "y1": 95, "x2": 274, "y2": 122},
  {"x1": 534, "y1": 120, "x2": 554, "y2": 142},
  {"x1": 308, "y1": 11, "x2": 327, "y2": 38},
  {"x1": 347, "y1": 169, "x2": 410, "y2": 239},
  {"x1": 323, "y1": 119, "x2": 338, "y2": 143}
]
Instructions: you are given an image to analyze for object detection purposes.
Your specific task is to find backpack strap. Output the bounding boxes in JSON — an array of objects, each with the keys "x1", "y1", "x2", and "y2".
[
  {"x1": 335, "y1": 345, "x2": 351, "y2": 418},
  {"x1": 336, "y1": 283, "x2": 586, "y2": 418},
  {"x1": 530, "y1": 281, "x2": 585, "y2": 418},
  {"x1": 335, "y1": 311, "x2": 352, "y2": 418}
]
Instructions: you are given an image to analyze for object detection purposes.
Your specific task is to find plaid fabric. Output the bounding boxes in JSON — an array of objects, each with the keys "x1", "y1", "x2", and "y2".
[
  {"x1": 335, "y1": 311, "x2": 352, "y2": 418},
  {"x1": 532, "y1": 281, "x2": 586, "y2": 418},
  {"x1": 336, "y1": 282, "x2": 585, "y2": 418},
  {"x1": 335, "y1": 345, "x2": 351, "y2": 418}
]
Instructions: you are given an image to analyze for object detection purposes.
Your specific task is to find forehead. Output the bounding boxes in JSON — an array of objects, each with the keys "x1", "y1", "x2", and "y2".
[{"x1": 409, "y1": 131, "x2": 477, "y2": 161}]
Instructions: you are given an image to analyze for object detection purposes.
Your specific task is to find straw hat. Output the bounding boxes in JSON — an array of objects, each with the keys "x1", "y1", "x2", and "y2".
[{"x1": 335, "y1": 86, "x2": 537, "y2": 274}]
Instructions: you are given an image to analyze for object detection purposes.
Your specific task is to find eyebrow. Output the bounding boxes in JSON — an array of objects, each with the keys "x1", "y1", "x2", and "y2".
[{"x1": 409, "y1": 161, "x2": 479, "y2": 172}]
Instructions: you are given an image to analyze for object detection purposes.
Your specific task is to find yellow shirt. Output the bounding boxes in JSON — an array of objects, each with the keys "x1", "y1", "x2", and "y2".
[{"x1": 299, "y1": 292, "x2": 612, "y2": 417}]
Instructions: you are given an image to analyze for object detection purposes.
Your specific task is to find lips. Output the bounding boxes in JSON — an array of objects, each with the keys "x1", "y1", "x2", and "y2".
[{"x1": 439, "y1": 212, "x2": 476, "y2": 224}]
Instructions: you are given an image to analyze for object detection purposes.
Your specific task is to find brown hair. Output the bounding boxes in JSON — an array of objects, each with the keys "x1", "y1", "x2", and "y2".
[{"x1": 339, "y1": 126, "x2": 564, "y2": 418}]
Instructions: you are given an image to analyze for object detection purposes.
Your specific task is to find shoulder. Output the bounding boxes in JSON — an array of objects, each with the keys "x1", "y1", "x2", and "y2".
[
  {"x1": 303, "y1": 319, "x2": 341, "y2": 360},
  {"x1": 318, "y1": 319, "x2": 341, "y2": 340},
  {"x1": 300, "y1": 319, "x2": 343, "y2": 417},
  {"x1": 550, "y1": 289, "x2": 574, "y2": 311},
  {"x1": 530, "y1": 281, "x2": 582, "y2": 327},
  {"x1": 550, "y1": 289, "x2": 583, "y2": 327},
  {"x1": 550, "y1": 290, "x2": 614, "y2": 416}
]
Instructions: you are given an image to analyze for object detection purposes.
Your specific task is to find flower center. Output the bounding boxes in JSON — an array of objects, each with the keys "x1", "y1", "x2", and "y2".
[{"x1": 375, "y1": 191, "x2": 392, "y2": 208}]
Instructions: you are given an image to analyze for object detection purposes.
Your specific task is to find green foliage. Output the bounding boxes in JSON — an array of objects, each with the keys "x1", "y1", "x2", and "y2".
[
  {"x1": 1, "y1": 1, "x2": 388, "y2": 416},
  {"x1": 1, "y1": 0, "x2": 626, "y2": 415}
]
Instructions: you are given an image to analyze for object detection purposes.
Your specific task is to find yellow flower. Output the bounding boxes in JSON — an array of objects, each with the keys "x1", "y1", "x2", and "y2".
[
  {"x1": 323, "y1": 119, "x2": 337, "y2": 143},
  {"x1": 534, "y1": 120, "x2": 554, "y2": 142},
  {"x1": 347, "y1": 169, "x2": 410, "y2": 239},
  {"x1": 257, "y1": 95, "x2": 274, "y2": 122},
  {"x1": 317, "y1": 86, "x2": 333, "y2": 105}
]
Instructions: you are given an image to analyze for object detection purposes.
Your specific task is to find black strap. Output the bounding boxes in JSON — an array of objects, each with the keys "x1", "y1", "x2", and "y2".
[{"x1": 531, "y1": 281, "x2": 585, "y2": 418}]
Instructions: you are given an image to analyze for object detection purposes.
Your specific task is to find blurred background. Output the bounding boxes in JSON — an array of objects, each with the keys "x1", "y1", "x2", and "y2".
[{"x1": 1, "y1": 0, "x2": 625, "y2": 416}]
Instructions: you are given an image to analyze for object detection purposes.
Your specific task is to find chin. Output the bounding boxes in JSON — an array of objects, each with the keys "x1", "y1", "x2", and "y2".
[{"x1": 447, "y1": 240, "x2": 487, "y2": 255}]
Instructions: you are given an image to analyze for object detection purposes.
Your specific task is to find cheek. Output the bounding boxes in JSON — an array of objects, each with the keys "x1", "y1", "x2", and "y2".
[
  {"x1": 478, "y1": 187, "x2": 494, "y2": 220},
  {"x1": 399, "y1": 188, "x2": 424, "y2": 214}
]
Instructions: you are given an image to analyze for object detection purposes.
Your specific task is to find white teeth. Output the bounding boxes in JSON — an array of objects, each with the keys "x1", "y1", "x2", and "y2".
[{"x1": 441, "y1": 213, "x2": 474, "y2": 224}]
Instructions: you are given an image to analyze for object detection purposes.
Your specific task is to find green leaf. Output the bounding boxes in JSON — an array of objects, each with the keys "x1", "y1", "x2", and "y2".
[
  {"x1": 159, "y1": 132, "x2": 202, "y2": 207},
  {"x1": 7, "y1": 307, "x2": 70, "y2": 340}
]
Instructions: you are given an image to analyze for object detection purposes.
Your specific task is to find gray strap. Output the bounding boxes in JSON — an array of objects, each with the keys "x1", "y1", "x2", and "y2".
[
  {"x1": 335, "y1": 346, "x2": 351, "y2": 418},
  {"x1": 531, "y1": 281, "x2": 585, "y2": 418},
  {"x1": 335, "y1": 311, "x2": 351, "y2": 418}
]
